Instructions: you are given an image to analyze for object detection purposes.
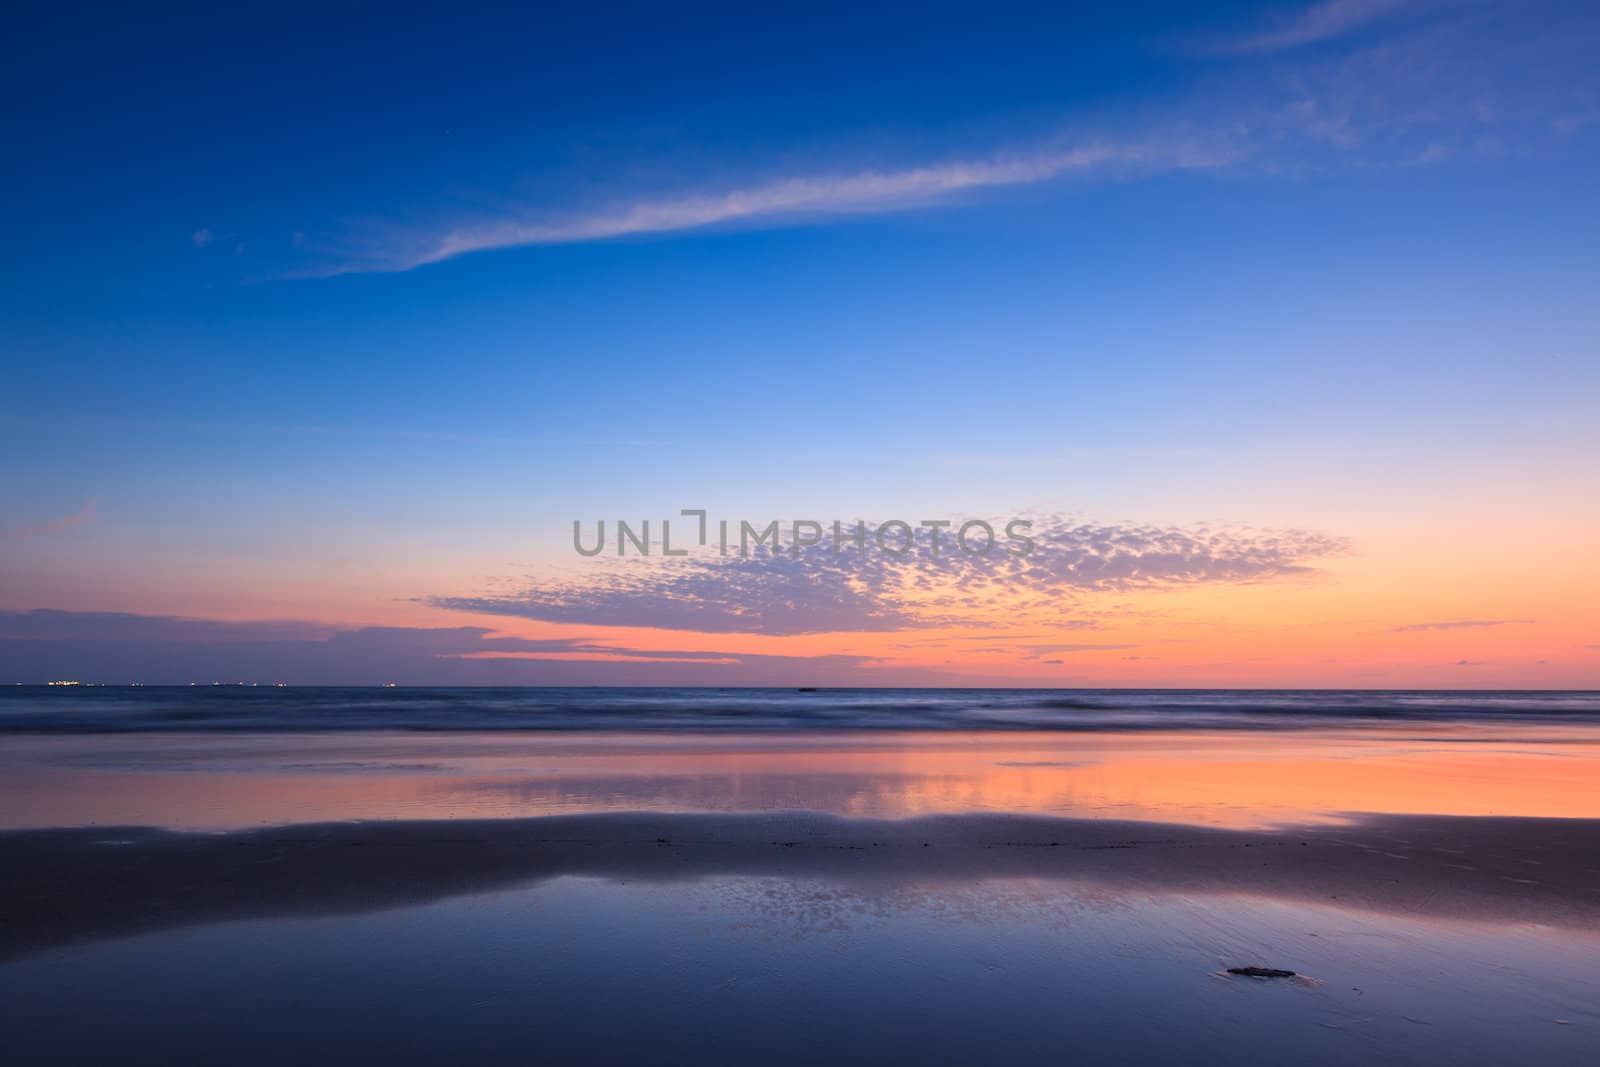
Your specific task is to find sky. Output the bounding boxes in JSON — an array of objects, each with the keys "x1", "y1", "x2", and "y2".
[{"x1": 2, "y1": 0, "x2": 1598, "y2": 687}]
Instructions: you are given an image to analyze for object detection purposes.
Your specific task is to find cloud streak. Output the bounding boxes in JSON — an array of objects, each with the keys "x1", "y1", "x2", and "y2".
[
  {"x1": 5, "y1": 500, "x2": 96, "y2": 539},
  {"x1": 1391, "y1": 618, "x2": 1533, "y2": 632},
  {"x1": 1205, "y1": 0, "x2": 1424, "y2": 55},
  {"x1": 323, "y1": 139, "x2": 1232, "y2": 274}
]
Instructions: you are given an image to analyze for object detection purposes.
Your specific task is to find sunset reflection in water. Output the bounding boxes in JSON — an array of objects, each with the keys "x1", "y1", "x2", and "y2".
[{"x1": 7, "y1": 724, "x2": 1600, "y2": 831}]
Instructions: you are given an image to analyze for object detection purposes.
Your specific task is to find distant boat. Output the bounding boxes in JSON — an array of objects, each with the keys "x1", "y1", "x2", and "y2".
[
  {"x1": 382, "y1": 682, "x2": 398, "y2": 688},
  {"x1": 797, "y1": 687, "x2": 817, "y2": 692}
]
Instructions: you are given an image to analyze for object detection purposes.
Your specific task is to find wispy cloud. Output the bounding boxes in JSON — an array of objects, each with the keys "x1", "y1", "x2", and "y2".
[
  {"x1": 5, "y1": 500, "x2": 96, "y2": 539},
  {"x1": 318, "y1": 138, "x2": 1231, "y2": 274},
  {"x1": 1204, "y1": 0, "x2": 1424, "y2": 55},
  {"x1": 1024, "y1": 643, "x2": 1140, "y2": 658},
  {"x1": 289, "y1": 0, "x2": 1592, "y2": 277},
  {"x1": 1391, "y1": 618, "x2": 1533, "y2": 632}
]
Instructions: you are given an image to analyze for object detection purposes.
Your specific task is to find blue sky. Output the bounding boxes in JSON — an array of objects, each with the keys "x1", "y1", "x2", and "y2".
[{"x1": 3, "y1": 1, "x2": 1598, "y2": 684}]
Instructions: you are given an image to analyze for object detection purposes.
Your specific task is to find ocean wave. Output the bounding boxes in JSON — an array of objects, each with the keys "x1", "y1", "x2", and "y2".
[{"x1": 1, "y1": 686, "x2": 1597, "y2": 734}]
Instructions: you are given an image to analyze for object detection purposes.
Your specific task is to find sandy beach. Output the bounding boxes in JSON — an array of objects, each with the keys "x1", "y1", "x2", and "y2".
[{"x1": 11, "y1": 1, "x2": 1599, "y2": 1059}]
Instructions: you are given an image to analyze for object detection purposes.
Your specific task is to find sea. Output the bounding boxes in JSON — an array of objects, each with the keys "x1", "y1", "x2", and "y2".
[{"x1": 2, "y1": 685, "x2": 1598, "y2": 733}]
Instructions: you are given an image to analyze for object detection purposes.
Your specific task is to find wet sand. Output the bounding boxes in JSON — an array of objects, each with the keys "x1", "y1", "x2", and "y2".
[
  {"x1": 6, "y1": 809, "x2": 1600, "y2": 963},
  {"x1": 8, "y1": 725, "x2": 1600, "y2": 830},
  {"x1": 5, "y1": 727, "x2": 1600, "y2": 1063}
]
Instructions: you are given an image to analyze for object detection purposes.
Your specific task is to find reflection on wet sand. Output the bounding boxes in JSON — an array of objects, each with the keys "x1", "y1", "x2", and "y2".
[
  {"x1": 5, "y1": 726, "x2": 1600, "y2": 830},
  {"x1": 8, "y1": 725, "x2": 1600, "y2": 1064},
  {"x1": 6, "y1": 810, "x2": 1600, "y2": 963}
]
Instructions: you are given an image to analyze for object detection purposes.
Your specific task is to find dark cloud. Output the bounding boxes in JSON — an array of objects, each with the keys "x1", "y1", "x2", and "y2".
[
  {"x1": 0, "y1": 609, "x2": 333, "y2": 644},
  {"x1": 0, "y1": 610, "x2": 896, "y2": 686},
  {"x1": 432, "y1": 516, "x2": 1347, "y2": 636}
]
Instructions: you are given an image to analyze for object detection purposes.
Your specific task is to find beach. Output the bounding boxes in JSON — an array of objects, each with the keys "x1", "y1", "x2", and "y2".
[
  {"x1": 11, "y1": 2, "x2": 1599, "y2": 1059},
  {"x1": 4, "y1": 695, "x2": 1599, "y2": 1063}
]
